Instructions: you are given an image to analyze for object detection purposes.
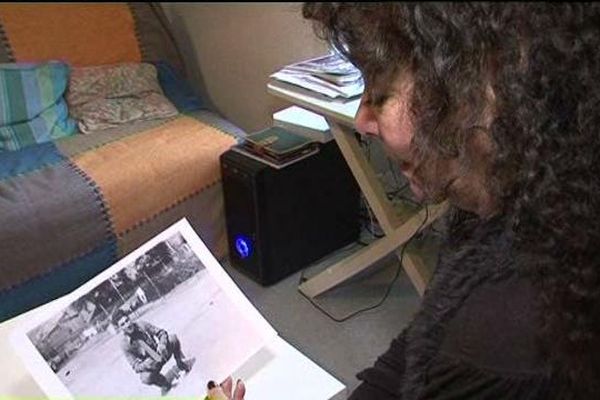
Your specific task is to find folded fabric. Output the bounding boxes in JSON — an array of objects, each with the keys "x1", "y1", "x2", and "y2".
[
  {"x1": 67, "y1": 62, "x2": 178, "y2": 133},
  {"x1": 0, "y1": 61, "x2": 77, "y2": 151},
  {"x1": 152, "y1": 60, "x2": 206, "y2": 113}
]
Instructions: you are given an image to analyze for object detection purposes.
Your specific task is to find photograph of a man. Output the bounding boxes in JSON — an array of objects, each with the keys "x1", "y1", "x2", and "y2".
[
  {"x1": 18, "y1": 225, "x2": 273, "y2": 399},
  {"x1": 112, "y1": 309, "x2": 194, "y2": 396}
]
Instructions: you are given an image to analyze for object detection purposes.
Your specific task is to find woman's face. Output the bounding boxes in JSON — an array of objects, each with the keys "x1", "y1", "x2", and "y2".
[
  {"x1": 355, "y1": 79, "x2": 425, "y2": 199},
  {"x1": 354, "y1": 77, "x2": 498, "y2": 218}
]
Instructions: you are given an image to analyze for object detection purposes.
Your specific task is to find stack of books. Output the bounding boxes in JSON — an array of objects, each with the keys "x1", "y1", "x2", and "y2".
[
  {"x1": 232, "y1": 126, "x2": 320, "y2": 169},
  {"x1": 269, "y1": 52, "x2": 364, "y2": 101}
]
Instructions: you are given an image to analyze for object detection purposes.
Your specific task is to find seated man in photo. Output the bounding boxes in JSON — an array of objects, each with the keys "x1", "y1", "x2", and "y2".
[{"x1": 111, "y1": 309, "x2": 194, "y2": 396}]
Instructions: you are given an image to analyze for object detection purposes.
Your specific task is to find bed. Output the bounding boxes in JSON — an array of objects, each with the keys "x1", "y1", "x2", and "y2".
[{"x1": 0, "y1": 3, "x2": 244, "y2": 321}]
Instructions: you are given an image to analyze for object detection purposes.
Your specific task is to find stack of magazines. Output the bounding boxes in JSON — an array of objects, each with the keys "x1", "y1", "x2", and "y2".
[
  {"x1": 269, "y1": 52, "x2": 364, "y2": 100},
  {"x1": 232, "y1": 126, "x2": 320, "y2": 169}
]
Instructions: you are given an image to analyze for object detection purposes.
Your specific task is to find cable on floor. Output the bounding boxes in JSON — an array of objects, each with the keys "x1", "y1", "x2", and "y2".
[{"x1": 298, "y1": 205, "x2": 430, "y2": 323}]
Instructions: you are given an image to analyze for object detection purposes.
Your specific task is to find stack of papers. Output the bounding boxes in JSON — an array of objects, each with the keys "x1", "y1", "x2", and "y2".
[{"x1": 269, "y1": 53, "x2": 364, "y2": 100}]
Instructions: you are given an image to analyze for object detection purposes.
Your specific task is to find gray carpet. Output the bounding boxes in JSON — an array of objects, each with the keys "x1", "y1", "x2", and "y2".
[{"x1": 222, "y1": 227, "x2": 441, "y2": 395}]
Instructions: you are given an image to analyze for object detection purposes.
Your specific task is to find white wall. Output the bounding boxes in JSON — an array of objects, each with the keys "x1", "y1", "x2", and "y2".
[{"x1": 161, "y1": 3, "x2": 330, "y2": 133}]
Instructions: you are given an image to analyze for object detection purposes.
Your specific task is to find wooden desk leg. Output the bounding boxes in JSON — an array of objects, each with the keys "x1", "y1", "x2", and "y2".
[
  {"x1": 400, "y1": 251, "x2": 433, "y2": 296},
  {"x1": 299, "y1": 233, "x2": 405, "y2": 299},
  {"x1": 327, "y1": 120, "x2": 401, "y2": 233},
  {"x1": 299, "y1": 202, "x2": 448, "y2": 298}
]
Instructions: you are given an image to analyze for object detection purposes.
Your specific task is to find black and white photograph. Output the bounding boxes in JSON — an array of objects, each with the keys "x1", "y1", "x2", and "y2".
[{"x1": 11, "y1": 220, "x2": 276, "y2": 399}]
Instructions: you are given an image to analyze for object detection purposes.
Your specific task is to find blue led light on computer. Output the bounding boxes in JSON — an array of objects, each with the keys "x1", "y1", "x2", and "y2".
[{"x1": 234, "y1": 235, "x2": 252, "y2": 259}]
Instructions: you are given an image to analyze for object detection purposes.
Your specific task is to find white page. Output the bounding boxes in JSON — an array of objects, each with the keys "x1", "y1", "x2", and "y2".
[
  {"x1": 271, "y1": 71, "x2": 343, "y2": 98},
  {"x1": 273, "y1": 105, "x2": 330, "y2": 133},
  {"x1": 271, "y1": 71, "x2": 364, "y2": 99},
  {"x1": 1, "y1": 321, "x2": 346, "y2": 400},
  {"x1": 10, "y1": 219, "x2": 278, "y2": 399},
  {"x1": 238, "y1": 337, "x2": 347, "y2": 400},
  {"x1": 284, "y1": 52, "x2": 359, "y2": 76}
]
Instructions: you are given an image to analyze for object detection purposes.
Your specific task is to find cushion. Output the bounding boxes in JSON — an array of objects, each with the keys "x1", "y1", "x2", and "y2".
[
  {"x1": 67, "y1": 63, "x2": 179, "y2": 133},
  {"x1": 0, "y1": 61, "x2": 77, "y2": 151},
  {"x1": 0, "y1": 3, "x2": 141, "y2": 66},
  {"x1": 153, "y1": 60, "x2": 206, "y2": 113}
]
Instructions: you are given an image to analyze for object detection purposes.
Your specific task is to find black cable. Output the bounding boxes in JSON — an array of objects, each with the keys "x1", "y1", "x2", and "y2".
[
  {"x1": 359, "y1": 193, "x2": 385, "y2": 239},
  {"x1": 385, "y1": 158, "x2": 422, "y2": 206},
  {"x1": 298, "y1": 205, "x2": 430, "y2": 323}
]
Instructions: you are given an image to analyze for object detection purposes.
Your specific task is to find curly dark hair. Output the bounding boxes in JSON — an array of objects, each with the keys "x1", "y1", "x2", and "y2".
[{"x1": 303, "y1": 2, "x2": 600, "y2": 397}]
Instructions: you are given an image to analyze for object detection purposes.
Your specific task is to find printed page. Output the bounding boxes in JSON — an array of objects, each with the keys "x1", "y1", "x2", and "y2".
[
  {"x1": 285, "y1": 52, "x2": 360, "y2": 76},
  {"x1": 271, "y1": 70, "x2": 364, "y2": 99},
  {"x1": 10, "y1": 219, "x2": 278, "y2": 400},
  {"x1": 271, "y1": 52, "x2": 364, "y2": 99}
]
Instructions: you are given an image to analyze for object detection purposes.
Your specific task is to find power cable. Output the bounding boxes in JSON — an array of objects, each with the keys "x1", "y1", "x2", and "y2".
[{"x1": 298, "y1": 205, "x2": 430, "y2": 323}]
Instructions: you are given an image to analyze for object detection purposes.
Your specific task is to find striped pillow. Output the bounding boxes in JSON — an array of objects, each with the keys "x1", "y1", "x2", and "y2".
[{"x1": 0, "y1": 61, "x2": 77, "y2": 151}]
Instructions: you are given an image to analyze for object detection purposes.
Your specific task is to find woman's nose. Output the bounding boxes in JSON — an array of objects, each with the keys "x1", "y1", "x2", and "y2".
[{"x1": 354, "y1": 97, "x2": 379, "y2": 137}]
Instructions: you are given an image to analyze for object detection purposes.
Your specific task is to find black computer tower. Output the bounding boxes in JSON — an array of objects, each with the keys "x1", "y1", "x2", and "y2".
[{"x1": 220, "y1": 141, "x2": 360, "y2": 285}]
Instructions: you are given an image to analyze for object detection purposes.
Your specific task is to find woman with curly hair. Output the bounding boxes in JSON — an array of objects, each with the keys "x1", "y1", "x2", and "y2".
[
  {"x1": 205, "y1": 3, "x2": 600, "y2": 399},
  {"x1": 299, "y1": 3, "x2": 599, "y2": 400}
]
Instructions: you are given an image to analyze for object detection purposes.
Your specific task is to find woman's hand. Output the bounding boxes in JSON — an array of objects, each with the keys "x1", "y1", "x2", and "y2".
[{"x1": 204, "y1": 376, "x2": 245, "y2": 400}]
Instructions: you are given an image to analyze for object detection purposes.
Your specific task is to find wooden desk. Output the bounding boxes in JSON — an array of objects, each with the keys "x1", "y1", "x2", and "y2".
[{"x1": 268, "y1": 83, "x2": 448, "y2": 298}]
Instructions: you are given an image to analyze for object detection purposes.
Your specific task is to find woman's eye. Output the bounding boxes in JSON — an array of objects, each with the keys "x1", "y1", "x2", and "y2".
[
  {"x1": 363, "y1": 88, "x2": 391, "y2": 108},
  {"x1": 370, "y1": 94, "x2": 390, "y2": 108},
  {"x1": 375, "y1": 95, "x2": 390, "y2": 106}
]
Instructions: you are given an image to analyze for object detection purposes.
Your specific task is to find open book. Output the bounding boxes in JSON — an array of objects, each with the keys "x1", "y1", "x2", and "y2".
[{"x1": 7, "y1": 219, "x2": 345, "y2": 400}]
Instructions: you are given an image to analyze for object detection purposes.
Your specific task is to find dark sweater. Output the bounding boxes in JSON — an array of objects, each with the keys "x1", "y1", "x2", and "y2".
[{"x1": 349, "y1": 214, "x2": 557, "y2": 399}]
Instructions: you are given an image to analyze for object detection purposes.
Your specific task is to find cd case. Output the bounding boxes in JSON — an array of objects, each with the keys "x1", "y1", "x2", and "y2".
[{"x1": 243, "y1": 126, "x2": 318, "y2": 158}]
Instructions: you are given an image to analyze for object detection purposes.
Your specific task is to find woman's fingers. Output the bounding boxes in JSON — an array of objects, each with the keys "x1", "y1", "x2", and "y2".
[
  {"x1": 220, "y1": 376, "x2": 234, "y2": 398},
  {"x1": 206, "y1": 377, "x2": 244, "y2": 399},
  {"x1": 233, "y1": 380, "x2": 246, "y2": 400}
]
